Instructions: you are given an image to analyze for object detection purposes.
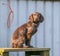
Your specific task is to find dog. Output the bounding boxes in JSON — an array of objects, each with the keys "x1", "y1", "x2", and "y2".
[{"x1": 11, "y1": 12, "x2": 44, "y2": 48}]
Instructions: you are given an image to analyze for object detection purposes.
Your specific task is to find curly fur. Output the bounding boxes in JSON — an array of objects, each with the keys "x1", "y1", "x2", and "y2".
[{"x1": 11, "y1": 12, "x2": 44, "y2": 48}]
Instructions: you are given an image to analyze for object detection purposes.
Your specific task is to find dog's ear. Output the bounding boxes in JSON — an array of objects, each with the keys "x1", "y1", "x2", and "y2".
[
  {"x1": 29, "y1": 14, "x2": 34, "y2": 22},
  {"x1": 39, "y1": 14, "x2": 44, "y2": 23}
]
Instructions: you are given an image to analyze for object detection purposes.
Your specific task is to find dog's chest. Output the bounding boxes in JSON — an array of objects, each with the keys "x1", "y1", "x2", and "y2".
[
  {"x1": 32, "y1": 24, "x2": 37, "y2": 34},
  {"x1": 27, "y1": 23, "x2": 37, "y2": 34}
]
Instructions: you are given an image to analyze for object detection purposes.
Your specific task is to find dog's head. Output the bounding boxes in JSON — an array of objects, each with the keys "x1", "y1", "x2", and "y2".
[{"x1": 29, "y1": 12, "x2": 44, "y2": 24}]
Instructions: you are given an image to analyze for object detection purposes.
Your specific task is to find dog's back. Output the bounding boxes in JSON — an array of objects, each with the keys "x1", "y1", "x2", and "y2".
[{"x1": 11, "y1": 23, "x2": 27, "y2": 48}]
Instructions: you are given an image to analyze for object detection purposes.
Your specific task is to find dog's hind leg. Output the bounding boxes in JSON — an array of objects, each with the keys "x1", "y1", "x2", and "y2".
[
  {"x1": 12, "y1": 43, "x2": 17, "y2": 48},
  {"x1": 17, "y1": 42, "x2": 23, "y2": 48}
]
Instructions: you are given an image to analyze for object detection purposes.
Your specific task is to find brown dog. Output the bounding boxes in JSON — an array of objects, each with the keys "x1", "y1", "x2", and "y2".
[{"x1": 11, "y1": 12, "x2": 44, "y2": 48}]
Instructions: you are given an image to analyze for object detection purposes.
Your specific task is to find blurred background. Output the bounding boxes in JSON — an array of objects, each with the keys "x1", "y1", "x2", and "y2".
[{"x1": 0, "y1": 0, "x2": 60, "y2": 56}]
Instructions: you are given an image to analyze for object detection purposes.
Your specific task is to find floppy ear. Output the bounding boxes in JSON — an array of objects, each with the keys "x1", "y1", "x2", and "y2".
[
  {"x1": 29, "y1": 14, "x2": 34, "y2": 22},
  {"x1": 39, "y1": 14, "x2": 44, "y2": 23}
]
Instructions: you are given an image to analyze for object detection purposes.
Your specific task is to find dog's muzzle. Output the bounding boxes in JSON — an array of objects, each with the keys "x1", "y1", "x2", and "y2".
[{"x1": 33, "y1": 18, "x2": 40, "y2": 24}]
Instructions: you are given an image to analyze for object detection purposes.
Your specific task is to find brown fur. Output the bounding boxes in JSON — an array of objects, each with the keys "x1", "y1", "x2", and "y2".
[{"x1": 11, "y1": 12, "x2": 44, "y2": 48}]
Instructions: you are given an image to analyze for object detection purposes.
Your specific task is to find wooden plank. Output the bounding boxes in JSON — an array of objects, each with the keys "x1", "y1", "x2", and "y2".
[
  {"x1": 0, "y1": 48, "x2": 50, "y2": 52},
  {"x1": 42, "y1": 51, "x2": 50, "y2": 56},
  {"x1": 19, "y1": 1, "x2": 27, "y2": 26},
  {"x1": 0, "y1": 48, "x2": 50, "y2": 56},
  {"x1": 25, "y1": 51, "x2": 40, "y2": 56},
  {"x1": 37, "y1": 1, "x2": 45, "y2": 48},
  {"x1": 3, "y1": 52, "x2": 9, "y2": 56},
  {"x1": 0, "y1": 0, "x2": 8, "y2": 47},
  {"x1": 53, "y1": 2, "x2": 60, "y2": 56},
  {"x1": 44, "y1": 2, "x2": 53, "y2": 56}
]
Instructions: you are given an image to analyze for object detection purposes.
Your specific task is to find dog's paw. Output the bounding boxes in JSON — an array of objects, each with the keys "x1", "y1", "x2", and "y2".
[
  {"x1": 23, "y1": 46, "x2": 29, "y2": 48},
  {"x1": 29, "y1": 46, "x2": 33, "y2": 48},
  {"x1": 23, "y1": 46, "x2": 33, "y2": 48}
]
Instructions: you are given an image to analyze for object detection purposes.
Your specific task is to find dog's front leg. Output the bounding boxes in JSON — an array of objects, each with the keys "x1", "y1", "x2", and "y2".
[{"x1": 25, "y1": 33, "x2": 33, "y2": 48}]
